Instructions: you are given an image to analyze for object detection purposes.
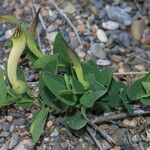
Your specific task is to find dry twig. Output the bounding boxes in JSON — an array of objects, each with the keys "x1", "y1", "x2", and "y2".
[
  {"x1": 48, "y1": 0, "x2": 83, "y2": 48},
  {"x1": 92, "y1": 110, "x2": 150, "y2": 124},
  {"x1": 87, "y1": 126, "x2": 104, "y2": 150},
  {"x1": 113, "y1": 71, "x2": 149, "y2": 76},
  {"x1": 88, "y1": 121, "x2": 115, "y2": 145}
]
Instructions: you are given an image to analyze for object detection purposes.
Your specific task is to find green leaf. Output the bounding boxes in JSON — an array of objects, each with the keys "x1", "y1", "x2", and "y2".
[
  {"x1": 127, "y1": 74, "x2": 150, "y2": 100},
  {"x1": 39, "y1": 78, "x2": 68, "y2": 111},
  {"x1": 80, "y1": 74, "x2": 107, "y2": 108},
  {"x1": 142, "y1": 82, "x2": 150, "y2": 94},
  {"x1": 0, "y1": 69, "x2": 7, "y2": 101},
  {"x1": 53, "y1": 33, "x2": 70, "y2": 63},
  {"x1": 30, "y1": 107, "x2": 48, "y2": 143},
  {"x1": 140, "y1": 97, "x2": 150, "y2": 105},
  {"x1": 81, "y1": 63, "x2": 113, "y2": 88},
  {"x1": 65, "y1": 110, "x2": 88, "y2": 130},
  {"x1": 33, "y1": 54, "x2": 59, "y2": 70},
  {"x1": 17, "y1": 95, "x2": 33, "y2": 108},
  {"x1": 42, "y1": 72, "x2": 77, "y2": 106},
  {"x1": 105, "y1": 80, "x2": 127, "y2": 108}
]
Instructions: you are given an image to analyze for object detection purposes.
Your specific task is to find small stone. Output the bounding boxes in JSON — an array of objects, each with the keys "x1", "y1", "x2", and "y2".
[
  {"x1": 102, "y1": 20, "x2": 119, "y2": 30},
  {"x1": 5, "y1": 29, "x2": 14, "y2": 39},
  {"x1": 46, "y1": 120, "x2": 53, "y2": 128},
  {"x1": 90, "y1": 43, "x2": 106, "y2": 59},
  {"x1": 13, "y1": 139, "x2": 35, "y2": 150},
  {"x1": 106, "y1": 6, "x2": 132, "y2": 25},
  {"x1": 97, "y1": 59, "x2": 111, "y2": 66},
  {"x1": 141, "y1": 35, "x2": 150, "y2": 45},
  {"x1": 101, "y1": 140, "x2": 112, "y2": 149},
  {"x1": 112, "y1": 129, "x2": 125, "y2": 146},
  {"x1": 99, "y1": 124, "x2": 109, "y2": 130},
  {"x1": 146, "y1": 129, "x2": 150, "y2": 139},
  {"x1": 134, "y1": 64, "x2": 145, "y2": 71},
  {"x1": 47, "y1": 24, "x2": 58, "y2": 33},
  {"x1": 123, "y1": 118, "x2": 138, "y2": 127},
  {"x1": 70, "y1": 37, "x2": 80, "y2": 49},
  {"x1": 90, "y1": 6, "x2": 99, "y2": 16},
  {"x1": 131, "y1": 19, "x2": 146, "y2": 41},
  {"x1": 6, "y1": 115, "x2": 13, "y2": 122},
  {"x1": 13, "y1": 118, "x2": 26, "y2": 126},
  {"x1": 46, "y1": 32, "x2": 58, "y2": 43},
  {"x1": 50, "y1": 129, "x2": 59, "y2": 137},
  {"x1": 111, "y1": 31, "x2": 130, "y2": 47},
  {"x1": 96, "y1": 29, "x2": 107, "y2": 43},
  {"x1": 64, "y1": 3, "x2": 76, "y2": 14},
  {"x1": 0, "y1": 132, "x2": 10, "y2": 137},
  {"x1": 111, "y1": 55, "x2": 123, "y2": 63},
  {"x1": 9, "y1": 124, "x2": 15, "y2": 133},
  {"x1": 9, "y1": 134, "x2": 18, "y2": 149},
  {"x1": 0, "y1": 137, "x2": 5, "y2": 144},
  {"x1": 78, "y1": 51, "x2": 86, "y2": 59},
  {"x1": 110, "y1": 146, "x2": 121, "y2": 150}
]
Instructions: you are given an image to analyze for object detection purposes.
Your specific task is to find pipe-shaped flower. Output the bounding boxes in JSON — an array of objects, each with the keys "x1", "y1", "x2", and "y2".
[
  {"x1": 27, "y1": 8, "x2": 44, "y2": 58},
  {"x1": 7, "y1": 25, "x2": 26, "y2": 94}
]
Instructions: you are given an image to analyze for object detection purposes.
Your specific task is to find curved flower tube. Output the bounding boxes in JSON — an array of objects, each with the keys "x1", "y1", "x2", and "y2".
[{"x1": 7, "y1": 25, "x2": 26, "y2": 94}]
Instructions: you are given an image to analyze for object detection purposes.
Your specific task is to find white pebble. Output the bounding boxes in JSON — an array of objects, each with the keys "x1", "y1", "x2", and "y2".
[{"x1": 96, "y1": 29, "x2": 107, "y2": 43}]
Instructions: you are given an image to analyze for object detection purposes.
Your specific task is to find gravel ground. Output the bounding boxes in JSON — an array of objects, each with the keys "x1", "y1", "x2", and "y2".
[{"x1": 0, "y1": 0, "x2": 150, "y2": 149}]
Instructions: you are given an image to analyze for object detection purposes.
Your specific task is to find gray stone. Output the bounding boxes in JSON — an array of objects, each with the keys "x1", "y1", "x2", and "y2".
[
  {"x1": 102, "y1": 20, "x2": 119, "y2": 30},
  {"x1": 47, "y1": 24, "x2": 58, "y2": 33},
  {"x1": 0, "y1": 132, "x2": 10, "y2": 137},
  {"x1": 64, "y1": 3, "x2": 76, "y2": 14},
  {"x1": 9, "y1": 134, "x2": 18, "y2": 149},
  {"x1": 2, "y1": 122, "x2": 10, "y2": 131},
  {"x1": 13, "y1": 118, "x2": 26, "y2": 126},
  {"x1": 96, "y1": 59, "x2": 111, "y2": 66},
  {"x1": 90, "y1": 43, "x2": 106, "y2": 59},
  {"x1": 13, "y1": 139, "x2": 34, "y2": 150},
  {"x1": 0, "y1": 137, "x2": 5, "y2": 144},
  {"x1": 106, "y1": 6, "x2": 132, "y2": 25},
  {"x1": 9, "y1": 124, "x2": 15, "y2": 133},
  {"x1": 70, "y1": 37, "x2": 80, "y2": 49},
  {"x1": 111, "y1": 30, "x2": 130, "y2": 47}
]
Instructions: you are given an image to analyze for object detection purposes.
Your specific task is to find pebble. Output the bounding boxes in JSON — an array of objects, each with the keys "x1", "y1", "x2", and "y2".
[
  {"x1": 123, "y1": 118, "x2": 138, "y2": 127},
  {"x1": 46, "y1": 32, "x2": 58, "y2": 43},
  {"x1": 141, "y1": 35, "x2": 150, "y2": 45},
  {"x1": 6, "y1": 115, "x2": 13, "y2": 122},
  {"x1": 134, "y1": 64, "x2": 145, "y2": 71},
  {"x1": 90, "y1": 43, "x2": 106, "y2": 59},
  {"x1": 102, "y1": 20, "x2": 119, "y2": 30},
  {"x1": 13, "y1": 118, "x2": 26, "y2": 126},
  {"x1": 90, "y1": 5, "x2": 99, "y2": 16},
  {"x1": 50, "y1": 129, "x2": 59, "y2": 137},
  {"x1": 106, "y1": 6, "x2": 132, "y2": 25},
  {"x1": 96, "y1": 29, "x2": 107, "y2": 43},
  {"x1": 111, "y1": 55, "x2": 123, "y2": 63},
  {"x1": 70, "y1": 37, "x2": 80, "y2": 49},
  {"x1": 46, "y1": 120, "x2": 53, "y2": 128},
  {"x1": 111, "y1": 129, "x2": 125, "y2": 146},
  {"x1": 5, "y1": 29, "x2": 14, "y2": 39},
  {"x1": 101, "y1": 140, "x2": 112, "y2": 149},
  {"x1": 64, "y1": 3, "x2": 76, "y2": 14},
  {"x1": 0, "y1": 132, "x2": 10, "y2": 137},
  {"x1": 47, "y1": 24, "x2": 58, "y2": 33},
  {"x1": 96, "y1": 59, "x2": 111, "y2": 66},
  {"x1": 9, "y1": 134, "x2": 18, "y2": 149},
  {"x1": 13, "y1": 139, "x2": 34, "y2": 150},
  {"x1": 111, "y1": 31, "x2": 130, "y2": 47},
  {"x1": 131, "y1": 19, "x2": 146, "y2": 41}
]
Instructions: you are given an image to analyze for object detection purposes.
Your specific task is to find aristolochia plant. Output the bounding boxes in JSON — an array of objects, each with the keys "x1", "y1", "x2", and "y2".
[{"x1": 0, "y1": 10, "x2": 150, "y2": 143}]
